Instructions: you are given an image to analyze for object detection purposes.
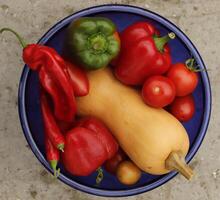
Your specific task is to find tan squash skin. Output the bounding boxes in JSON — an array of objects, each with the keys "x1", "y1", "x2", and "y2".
[{"x1": 76, "y1": 68, "x2": 191, "y2": 177}]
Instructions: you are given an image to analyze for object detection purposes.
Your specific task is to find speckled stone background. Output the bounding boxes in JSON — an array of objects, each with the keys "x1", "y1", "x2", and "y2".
[{"x1": 0, "y1": 0, "x2": 219, "y2": 199}]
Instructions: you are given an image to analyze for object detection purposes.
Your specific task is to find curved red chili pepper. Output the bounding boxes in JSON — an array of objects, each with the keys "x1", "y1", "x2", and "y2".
[
  {"x1": 45, "y1": 135, "x2": 60, "y2": 178},
  {"x1": 0, "y1": 28, "x2": 76, "y2": 122},
  {"x1": 23, "y1": 45, "x2": 76, "y2": 122},
  {"x1": 40, "y1": 92, "x2": 65, "y2": 152}
]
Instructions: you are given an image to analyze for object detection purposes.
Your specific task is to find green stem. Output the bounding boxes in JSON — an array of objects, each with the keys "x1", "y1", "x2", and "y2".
[
  {"x1": 185, "y1": 58, "x2": 206, "y2": 72},
  {"x1": 185, "y1": 58, "x2": 195, "y2": 70},
  {"x1": 50, "y1": 160, "x2": 60, "y2": 178},
  {"x1": 154, "y1": 32, "x2": 175, "y2": 53},
  {"x1": 95, "y1": 167, "x2": 104, "y2": 186},
  {"x1": 57, "y1": 143, "x2": 64, "y2": 152},
  {"x1": 0, "y1": 27, "x2": 27, "y2": 48}
]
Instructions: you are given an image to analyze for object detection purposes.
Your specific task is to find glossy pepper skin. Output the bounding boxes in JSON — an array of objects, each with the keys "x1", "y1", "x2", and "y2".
[
  {"x1": 62, "y1": 118, "x2": 118, "y2": 176},
  {"x1": 65, "y1": 60, "x2": 89, "y2": 97},
  {"x1": 115, "y1": 22, "x2": 175, "y2": 85},
  {"x1": 66, "y1": 17, "x2": 120, "y2": 70},
  {"x1": 76, "y1": 117, "x2": 118, "y2": 159},
  {"x1": 62, "y1": 127, "x2": 109, "y2": 176},
  {"x1": 0, "y1": 28, "x2": 76, "y2": 122},
  {"x1": 40, "y1": 93, "x2": 65, "y2": 151},
  {"x1": 24, "y1": 45, "x2": 77, "y2": 122}
]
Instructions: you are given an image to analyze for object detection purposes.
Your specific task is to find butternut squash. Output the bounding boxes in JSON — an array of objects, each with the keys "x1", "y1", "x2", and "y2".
[{"x1": 76, "y1": 68, "x2": 193, "y2": 179}]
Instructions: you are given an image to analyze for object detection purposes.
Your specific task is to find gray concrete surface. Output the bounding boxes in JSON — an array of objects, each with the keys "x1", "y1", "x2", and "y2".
[{"x1": 0, "y1": 0, "x2": 219, "y2": 199}]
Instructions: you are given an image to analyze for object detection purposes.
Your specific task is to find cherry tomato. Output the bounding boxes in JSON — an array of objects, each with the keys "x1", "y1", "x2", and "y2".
[
  {"x1": 104, "y1": 149, "x2": 127, "y2": 174},
  {"x1": 116, "y1": 161, "x2": 141, "y2": 185},
  {"x1": 142, "y1": 76, "x2": 176, "y2": 108},
  {"x1": 170, "y1": 95, "x2": 195, "y2": 122},
  {"x1": 167, "y1": 62, "x2": 198, "y2": 96}
]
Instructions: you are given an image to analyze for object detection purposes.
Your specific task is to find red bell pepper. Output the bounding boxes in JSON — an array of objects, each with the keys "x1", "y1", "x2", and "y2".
[
  {"x1": 65, "y1": 60, "x2": 89, "y2": 97},
  {"x1": 0, "y1": 28, "x2": 76, "y2": 122},
  {"x1": 76, "y1": 117, "x2": 118, "y2": 159},
  {"x1": 115, "y1": 22, "x2": 175, "y2": 85},
  {"x1": 40, "y1": 93, "x2": 65, "y2": 151},
  {"x1": 62, "y1": 117, "x2": 118, "y2": 176},
  {"x1": 62, "y1": 127, "x2": 109, "y2": 176}
]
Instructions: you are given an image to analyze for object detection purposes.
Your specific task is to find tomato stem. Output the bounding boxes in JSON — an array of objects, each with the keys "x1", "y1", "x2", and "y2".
[
  {"x1": 185, "y1": 58, "x2": 195, "y2": 69},
  {"x1": 185, "y1": 58, "x2": 206, "y2": 72},
  {"x1": 0, "y1": 27, "x2": 27, "y2": 48}
]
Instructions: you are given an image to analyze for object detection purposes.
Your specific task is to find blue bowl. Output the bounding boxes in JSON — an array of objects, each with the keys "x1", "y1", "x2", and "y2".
[{"x1": 18, "y1": 5, "x2": 211, "y2": 197}]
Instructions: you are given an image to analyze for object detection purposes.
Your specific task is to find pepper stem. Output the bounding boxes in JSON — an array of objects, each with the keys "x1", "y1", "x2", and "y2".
[
  {"x1": 50, "y1": 160, "x2": 60, "y2": 178},
  {"x1": 0, "y1": 27, "x2": 27, "y2": 48},
  {"x1": 154, "y1": 32, "x2": 175, "y2": 53},
  {"x1": 57, "y1": 143, "x2": 64, "y2": 152},
  {"x1": 165, "y1": 151, "x2": 194, "y2": 180},
  {"x1": 95, "y1": 167, "x2": 104, "y2": 186}
]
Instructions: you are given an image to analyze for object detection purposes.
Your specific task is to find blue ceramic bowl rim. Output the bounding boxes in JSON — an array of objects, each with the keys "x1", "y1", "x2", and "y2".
[{"x1": 18, "y1": 4, "x2": 212, "y2": 197}]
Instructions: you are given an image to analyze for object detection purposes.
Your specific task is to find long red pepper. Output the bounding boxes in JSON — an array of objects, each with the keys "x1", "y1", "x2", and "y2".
[
  {"x1": 0, "y1": 28, "x2": 76, "y2": 122},
  {"x1": 40, "y1": 92, "x2": 65, "y2": 151},
  {"x1": 45, "y1": 134, "x2": 60, "y2": 177}
]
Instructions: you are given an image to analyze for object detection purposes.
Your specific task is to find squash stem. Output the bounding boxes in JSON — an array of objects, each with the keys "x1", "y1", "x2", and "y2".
[{"x1": 165, "y1": 151, "x2": 194, "y2": 180}]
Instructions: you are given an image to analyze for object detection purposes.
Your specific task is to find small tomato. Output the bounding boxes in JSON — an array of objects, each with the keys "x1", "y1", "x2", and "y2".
[
  {"x1": 142, "y1": 75, "x2": 176, "y2": 108},
  {"x1": 170, "y1": 95, "x2": 195, "y2": 122},
  {"x1": 167, "y1": 59, "x2": 198, "y2": 96},
  {"x1": 116, "y1": 161, "x2": 141, "y2": 185}
]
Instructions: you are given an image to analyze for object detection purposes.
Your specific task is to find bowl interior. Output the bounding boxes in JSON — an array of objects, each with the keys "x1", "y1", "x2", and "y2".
[{"x1": 20, "y1": 5, "x2": 210, "y2": 197}]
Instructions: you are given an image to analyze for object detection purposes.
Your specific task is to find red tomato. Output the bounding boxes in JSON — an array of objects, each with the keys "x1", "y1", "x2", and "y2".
[
  {"x1": 104, "y1": 149, "x2": 127, "y2": 174},
  {"x1": 65, "y1": 61, "x2": 89, "y2": 97},
  {"x1": 170, "y1": 95, "x2": 195, "y2": 122},
  {"x1": 167, "y1": 63, "x2": 198, "y2": 96},
  {"x1": 142, "y1": 76, "x2": 176, "y2": 108}
]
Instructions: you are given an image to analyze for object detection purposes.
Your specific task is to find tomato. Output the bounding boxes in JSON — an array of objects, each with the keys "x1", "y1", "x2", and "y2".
[
  {"x1": 170, "y1": 95, "x2": 195, "y2": 122},
  {"x1": 65, "y1": 60, "x2": 89, "y2": 97},
  {"x1": 142, "y1": 76, "x2": 176, "y2": 108},
  {"x1": 104, "y1": 149, "x2": 127, "y2": 174},
  {"x1": 167, "y1": 62, "x2": 198, "y2": 96},
  {"x1": 116, "y1": 161, "x2": 141, "y2": 185}
]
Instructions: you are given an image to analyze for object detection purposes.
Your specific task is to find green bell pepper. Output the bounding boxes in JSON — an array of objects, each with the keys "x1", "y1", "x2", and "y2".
[{"x1": 66, "y1": 17, "x2": 120, "y2": 70}]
